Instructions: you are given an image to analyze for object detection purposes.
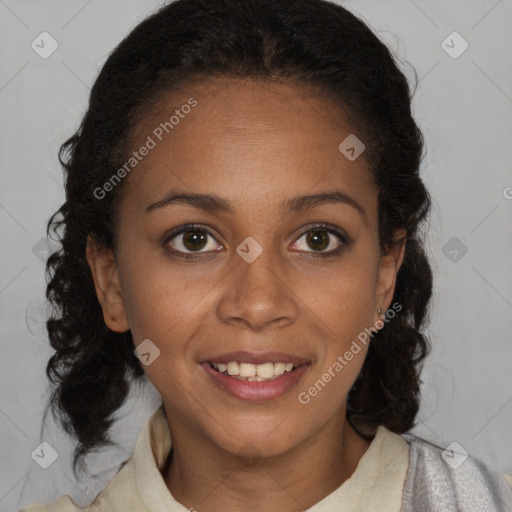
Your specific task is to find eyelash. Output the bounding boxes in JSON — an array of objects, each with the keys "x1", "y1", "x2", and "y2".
[{"x1": 163, "y1": 223, "x2": 349, "y2": 260}]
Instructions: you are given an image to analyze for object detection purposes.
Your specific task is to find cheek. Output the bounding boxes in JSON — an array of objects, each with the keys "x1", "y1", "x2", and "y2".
[
  {"x1": 117, "y1": 247, "x2": 209, "y2": 345},
  {"x1": 296, "y1": 251, "x2": 378, "y2": 389},
  {"x1": 299, "y1": 257, "x2": 379, "y2": 333}
]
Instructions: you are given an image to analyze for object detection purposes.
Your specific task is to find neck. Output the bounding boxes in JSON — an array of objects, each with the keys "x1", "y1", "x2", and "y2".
[{"x1": 161, "y1": 408, "x2": 372, "y2": 512}]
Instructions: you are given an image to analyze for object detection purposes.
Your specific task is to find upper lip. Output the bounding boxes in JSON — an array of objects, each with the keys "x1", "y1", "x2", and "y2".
[{"x1": 203, "y1": 351, "x2": 309, "y2": 366}]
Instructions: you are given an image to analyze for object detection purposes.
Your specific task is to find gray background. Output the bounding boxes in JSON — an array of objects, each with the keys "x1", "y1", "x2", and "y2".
[{"x1": 1, "y1": 0, "x2": 511, "y2": 510}]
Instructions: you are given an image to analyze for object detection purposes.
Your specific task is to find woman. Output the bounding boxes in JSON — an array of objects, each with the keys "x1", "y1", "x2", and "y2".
[{"x1": 19, "y1": 0, "x2": 512, "y2": 510}]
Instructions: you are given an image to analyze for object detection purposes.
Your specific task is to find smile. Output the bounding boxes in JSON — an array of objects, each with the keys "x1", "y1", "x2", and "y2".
[{"x1": 202, "y1": 353, "x2": 310, "y2": 401}]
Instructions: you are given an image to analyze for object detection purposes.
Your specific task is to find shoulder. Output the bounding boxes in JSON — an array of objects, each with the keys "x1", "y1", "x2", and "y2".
[
  {"x1": 17, "y1": 456, "x2": 145, "y2": 512},
  {"x1": 399, "y1": 432, "x2": 512, "y2": 511},
  {"x1": 17, "y1": 405, "x2": 168, "y2": 512}
]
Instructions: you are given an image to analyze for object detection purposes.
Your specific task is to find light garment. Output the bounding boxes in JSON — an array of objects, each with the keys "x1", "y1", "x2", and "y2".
[
  {"x1": 18, "y1": 404, "x2": 512, "y2": 512},
  {"x1": 400, "y1": 431, "x2": 512, "y2": 511}
]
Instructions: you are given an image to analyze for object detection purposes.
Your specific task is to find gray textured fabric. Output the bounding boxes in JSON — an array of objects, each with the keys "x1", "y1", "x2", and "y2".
[{"x1": 399, "y1": 433, "x2": 512, "y2": 511}]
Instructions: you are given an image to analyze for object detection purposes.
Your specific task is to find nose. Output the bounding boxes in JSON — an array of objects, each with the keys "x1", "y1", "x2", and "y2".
[{"x1": 216, "y1": 243, "x2": 299, "y2": 331}]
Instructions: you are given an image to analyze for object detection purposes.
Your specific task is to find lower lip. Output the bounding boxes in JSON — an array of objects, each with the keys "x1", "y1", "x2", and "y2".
[{"x1": 201, "y1": 362, "x2": 309, "y2": 402}]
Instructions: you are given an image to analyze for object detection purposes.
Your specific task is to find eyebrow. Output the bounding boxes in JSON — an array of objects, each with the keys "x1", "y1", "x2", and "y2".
[{"x1": 146, "y1": 189, "x2": 366, "y2": 219}]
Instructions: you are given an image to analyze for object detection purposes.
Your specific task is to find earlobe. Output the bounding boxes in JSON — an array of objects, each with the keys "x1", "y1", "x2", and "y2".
[
  {"x1": 86, "y1": 234, "x2": 130, "y2": 333},
  {"x1": 374, "y1": 229, "x2": 407, "y2": 322}
]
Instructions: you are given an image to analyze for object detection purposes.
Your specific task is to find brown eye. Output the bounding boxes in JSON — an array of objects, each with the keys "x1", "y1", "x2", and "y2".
[
  {"x1": 165, "y1": 225, "x2": 223, "y2": 256},
  {"x1": 292, "y1": 224, "x2": 348, "y2": 257},
  {"x1": 305, "y1": 230, "x2": 330, "y2": 251},
  {"x1": 182, "y1": 229, "x2": 208, "y2": 251}
]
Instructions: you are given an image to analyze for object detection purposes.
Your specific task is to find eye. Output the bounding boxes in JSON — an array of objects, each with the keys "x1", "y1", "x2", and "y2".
[
  {"x1": 164, "y1": 224, "x2": 223, "y2": 258},
  {"x1": 163, "y1": 222, "x2": 349, "y2": 260},
  {"x1": 291, "y1": 224, "x2": 348, "y2": 257}
]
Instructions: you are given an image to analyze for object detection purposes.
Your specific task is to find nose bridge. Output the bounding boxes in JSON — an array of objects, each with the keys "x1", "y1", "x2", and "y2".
[
  {"x1": 217, "y1": 235, "x2": 298, "y2": 329},
  {"x1": 238, "y1": 240, "x2": 279, "y2": 294}
]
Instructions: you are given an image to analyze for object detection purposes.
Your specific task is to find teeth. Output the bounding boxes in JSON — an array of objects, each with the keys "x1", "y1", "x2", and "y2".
[
  {"x1": 211, "y1": 361, "x2": 299, "y2": 381},
  {"x1": 227, "y1": 361, "x2": 240, "y2": 376},
  {"x1": 256, "y1": 362, "x2": 274, "y2": 378},
  {"x1": 274, "y1": 363, "x2": 285, "y2": 375},
  {"x1": 239, "y1": 362, "x2": 256, "y2": 377}
]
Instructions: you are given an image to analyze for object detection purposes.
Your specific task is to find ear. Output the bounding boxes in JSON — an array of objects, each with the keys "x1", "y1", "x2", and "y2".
[
  {"x1": 374, "y1": 229, "x2": 407, "y2": 324},
  {"x1": 86, "y1": 233, "x2": 130, "y2": 333}
]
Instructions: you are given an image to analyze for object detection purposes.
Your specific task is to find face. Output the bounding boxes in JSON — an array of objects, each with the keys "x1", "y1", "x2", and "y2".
[{"x1": 87, "y1": 77, "x2": 405, "y2": 458}]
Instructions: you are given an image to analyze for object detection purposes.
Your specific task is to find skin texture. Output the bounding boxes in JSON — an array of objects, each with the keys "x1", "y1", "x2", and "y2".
[{"x1": 86, "y1": 77, "x2": 406, "y2": 511}]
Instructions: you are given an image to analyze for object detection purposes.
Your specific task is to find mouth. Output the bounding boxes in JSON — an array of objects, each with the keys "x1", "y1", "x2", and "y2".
[{"x1": 200, "y1": 352, "x2": 310, "y2": 402}]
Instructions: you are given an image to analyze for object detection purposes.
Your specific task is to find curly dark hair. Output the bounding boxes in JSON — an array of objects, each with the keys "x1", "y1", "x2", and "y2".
[{"x1": 44, "y1": 0, "x2": 433, "y2": 478}]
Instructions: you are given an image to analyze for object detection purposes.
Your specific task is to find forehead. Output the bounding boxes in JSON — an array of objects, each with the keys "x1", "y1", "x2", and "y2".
[{"x1": 119, "y1": 77, "x2": 376, "y2": 218}]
